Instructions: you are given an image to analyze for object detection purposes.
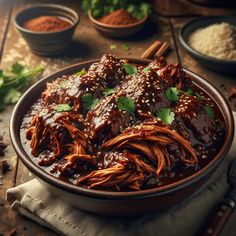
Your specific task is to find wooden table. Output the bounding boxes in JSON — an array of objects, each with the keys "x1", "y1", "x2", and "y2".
[{"x1": 0, "y1": 1, "x2": 236, "y2": 235}]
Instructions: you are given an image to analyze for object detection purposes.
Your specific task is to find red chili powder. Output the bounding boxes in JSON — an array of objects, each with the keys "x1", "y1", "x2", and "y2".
[
  {"x1": 23, "y1": 16, "x2": 72, "y2": 32},
  {"x1": 98, "y1": 9, "x2": 139, "y2": 25}
]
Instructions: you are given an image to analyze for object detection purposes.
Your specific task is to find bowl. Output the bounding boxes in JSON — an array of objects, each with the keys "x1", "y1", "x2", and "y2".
[
  {"x1": 179, "y1": 17, "x2": 236, "y2": 74},
  {"x1": 10, "y1": 58, "x2": 234, "y2": 216},
  {"x1": 14, "y1": 4, "x2": 79, "y2": 56},
  {"x1": 88, "y1": 11, "x2": 147, "y2": 38}
]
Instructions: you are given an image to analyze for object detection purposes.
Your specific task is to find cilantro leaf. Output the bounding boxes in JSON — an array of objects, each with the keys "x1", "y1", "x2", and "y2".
[
  {"x1": 54, "y1": 104, "x2": 72, "y2": 112},
  {"x1": 117, "y1": 96, "x2": 135, "y2": 114},
  {"x1": 4, "y1": 88, "x2": 22, "y2": 104},
  {"x1": 81, "y1": 93, "x2": 99, "y2": 110},
  {"x1": 103, "y1": 88, "x2": 115, "y2": 96},
  {"x1": 165, "y1": 87, "x2": 180, "y2": 102},
  {"x1": 142, "y1": 67, "x2": 151, "y2": 73},
  {"x1": 185, "y1": 88, "x2": 194, "y2": 96},
  {"x1": 124, "y1": 64, "x2": 137, "y2": 75},
  {"x1": 155, "y1": 108, "x2": 175, "y2": 125},
  {"x1": 110, "y1": 44, "x2": 117, "y2": 50},
  {"x1": 11, "y1": 63, "x2": 26, "y2": 74},
  {"x1": 74, "y1": 68, "x2": 87, "y2": 77},
  {"x1": 205, "y1": 105, "x2": 214, "y2": 118},
  {"x1": 122, "y1": 44, "x2": 130, "y2": 51}
]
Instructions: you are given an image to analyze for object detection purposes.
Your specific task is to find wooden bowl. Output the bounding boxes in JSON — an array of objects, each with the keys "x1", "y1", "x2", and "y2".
[
  {"x1": 10, "y1": 58, "x2": 234, "y2": 216},
  {"x1": 88, "y1": 11, "x2": 147, "y2": 38}
]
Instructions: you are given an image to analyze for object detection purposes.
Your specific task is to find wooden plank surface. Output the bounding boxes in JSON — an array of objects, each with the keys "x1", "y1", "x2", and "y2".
[{"x1": 0, "y1": 0, "x2": 179, "y2": 235}]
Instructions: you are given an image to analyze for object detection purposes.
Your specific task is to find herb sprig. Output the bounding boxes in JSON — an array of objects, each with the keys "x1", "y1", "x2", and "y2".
[
  {"x1": 0, "y1": 63, "x2": 44, "y2": 111},
  {"x1": 54, "y1": 104, "x2": 72, "y2": 112}
]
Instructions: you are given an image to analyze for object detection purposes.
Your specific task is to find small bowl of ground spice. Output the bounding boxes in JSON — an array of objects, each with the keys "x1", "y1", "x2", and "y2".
[
  {"x1": 179, "y1": 17, "x2": 236, "y2": 74},
  {"x1": 14, "y1": 4, "x2": 79, "y2": 56},
  {"x1": 88, "y1": 9, "x2": 148, "y2": 38}
]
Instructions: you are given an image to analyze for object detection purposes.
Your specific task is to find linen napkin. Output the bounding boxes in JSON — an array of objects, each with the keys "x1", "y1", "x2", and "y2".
[{"x1": 6, "y1": 113, "x2": 236, "y2": 236}]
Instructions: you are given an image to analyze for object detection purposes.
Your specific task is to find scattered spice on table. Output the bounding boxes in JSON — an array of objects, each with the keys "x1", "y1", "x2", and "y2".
[
  {"x1": 188, "y1": 22, "x2": 236, "y2": 61},
  {"x1": 98, "y1": 9, "x2": 139, "y2": 25},
  {"x1": 23, "y1": 16, "x2": 72, "y2": 32},
  {"x1": 0, "y1": 160, "x2": 10, "y2": 175}
]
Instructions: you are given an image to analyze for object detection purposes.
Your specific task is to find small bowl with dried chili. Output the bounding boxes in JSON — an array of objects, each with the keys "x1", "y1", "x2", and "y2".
[
  {"x1": 14, "y1": 4, "x2": 79, "y2": 56},
  {"x1": 88, "y1": 9, "x2": 148, "y2": 38}
]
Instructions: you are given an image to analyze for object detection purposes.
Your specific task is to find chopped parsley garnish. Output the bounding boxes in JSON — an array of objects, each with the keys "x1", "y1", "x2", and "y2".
[
  {"x1": 59, "y1": 80, "x2": 68, "y2": 88},
  {"x1": 142, "y1": 67, "x2": 151, "y2": 73},
  {"x1": 54, "y1": 104, "x2": 72, "y2": 112},
  {"x1": 117, "y1": 96, "x2": 135, "y2": 114},
  {"x1": 205, "y1": 105, "x2": 214, "y2": 118},
  {"x1": 122, "y1": 44, "x2": 130, "y2": 51},
  {"x1": 110, "y1": 44, "x2": 117, "y2": 50},
  {"x1": 81, "y1": 93, "x2": 99, "y2": 110},
  {"x1": 155, "y1": 108, "x2": 175, "y2": 125},
  {"x1": 165, "y1": 87, "x2": 180, "y2": 102},
  {"x1": 124, "y1": 64, "x2": 137, "y2": 75},
  {"x1": 103, "y1": 87, "x2": 115, "y2": 96},
  {"x1": 74, "y1": 68, "x2": 87, "y2": 77}
]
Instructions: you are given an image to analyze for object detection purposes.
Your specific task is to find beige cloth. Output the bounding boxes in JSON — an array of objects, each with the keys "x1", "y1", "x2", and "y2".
[{"x1": 6, "y1": 113, "x2": 236, "y2": 236}]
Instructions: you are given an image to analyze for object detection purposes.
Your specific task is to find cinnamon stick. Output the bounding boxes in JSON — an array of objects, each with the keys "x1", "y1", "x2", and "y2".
[
  {"x1": 141, "y1": 40, "x2": 162, "y2": 59},
  {"x1": 154, "y1": 41, "x2": 170, "y2": 59}
]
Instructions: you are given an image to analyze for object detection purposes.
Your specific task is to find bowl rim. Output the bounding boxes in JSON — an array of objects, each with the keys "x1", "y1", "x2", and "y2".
[
  {"x1": 179, "y1": 16, "x2": 236, "y2": 65},
  {"x1": 88, "y1": 10, "x2": 148, "y2": 29},
  {"x1": 10, "y1": 58, "x2": 234, "y2": 200},
  {"x1": 14, "y1": 4, "x2": 80, "y2": 35}
]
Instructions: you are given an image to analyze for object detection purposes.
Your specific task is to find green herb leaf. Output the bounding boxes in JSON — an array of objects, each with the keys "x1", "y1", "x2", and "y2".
[
  {"x1": 54, "y1": 104, "x2": 72, "y2": 112},
  {"x1": 11, "y1": 63, "x2": 26, "y2": 74},
  {"x1": 74, "y1": 68, "x2": 87, "y2": 77},
  {"x1": 124, "y1": 64, "x2": 137, "y2": 75},
  {"x1": 117, "y1": 96, "x2": 135, "y2": 114},
  {"x1": 110, "y1": 44, "x2": 117, "y2": 50},
  {"x1": 142, "y1": 67, "x2": 151, "y2": 73},
  {"x1": 155, "y1": 108, "x2": 175, "y2": 125},
  {"x1": 4, "y1": 88, "x2": 22, "y2": 104},
  {"x1": 165, "y1": 87, "x2": 180, "y2": 102},
  {"x1": 195, "y1": 92, "x2": 204, "y2": 100},
  {"x1": 205, "y1": 105, "x2": 214, "y2": 118},
  {"x1": 103, "y1": 87, "x2": 115, "y2": 96},
  {"x1": 59, "y1": 80, "x2": 69, "y2": 88},
  {"x1": 81, "y1": 93, "x2": 99, "y2": 110},
  {"x1": 185, "y1": 88, "x2": 194, "y2": 96},
  {"x1": 122, "y1": 44, "x2": 130, "y2": 51}
]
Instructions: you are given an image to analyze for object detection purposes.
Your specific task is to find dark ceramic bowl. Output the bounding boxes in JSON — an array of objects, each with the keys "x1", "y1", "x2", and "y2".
[
  {"x1": 14, "y1": 4, "x2": 79, "y2": 56},
  {"x1": 88, "y1": 11, "x2": 147, "y2": 38},
  {"x1": 179, "y1": 17, "x2": 236, "y2": 74},
  {"x1": 10, "y1": 58, "x2": 234, "y2": 216}
]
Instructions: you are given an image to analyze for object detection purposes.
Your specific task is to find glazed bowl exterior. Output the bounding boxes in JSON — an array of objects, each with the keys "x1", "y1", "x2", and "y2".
[
  {"x1": 88, "y1": 11, "x2": 147, "y2": 38},
  {"x1": 10, "y1": 58, "x2": 234, "y2": 216},
  {"x1": 14, "y1": 4, "x2": 79, "y2": 56},
  {"x1": 179, "y1": 16, "x2": 236, "y2": 74}
]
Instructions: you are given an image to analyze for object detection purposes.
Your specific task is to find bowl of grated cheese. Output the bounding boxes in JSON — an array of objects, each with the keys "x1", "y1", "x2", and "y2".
[{"x1": 179, "y1": 17, "x2": 236, "y2": 74}]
